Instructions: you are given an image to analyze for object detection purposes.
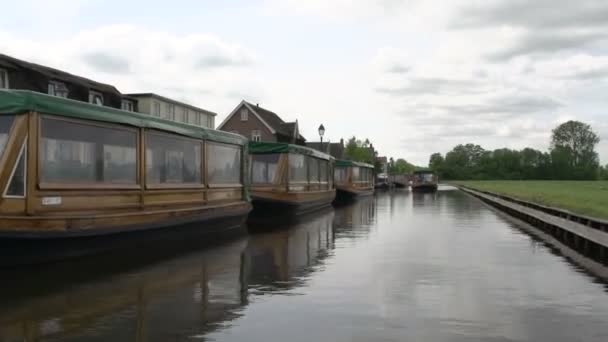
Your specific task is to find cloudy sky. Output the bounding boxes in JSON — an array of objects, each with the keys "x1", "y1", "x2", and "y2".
[{"x1": 2, "y1": 0, "x2": 607, "y2": 165}]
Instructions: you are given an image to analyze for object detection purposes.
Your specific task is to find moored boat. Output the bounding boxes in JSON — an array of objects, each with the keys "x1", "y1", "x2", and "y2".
[
  {"x1": 248, "y1": 142, "x2": 336, "y2": 218},
  {"x1": 411, "y1": 170, "x2": 438, "y2": 192},
  {"x1": 0, "y1": 90, "x2": 251, "y2": 254},
  {"x1": 334, "y1": 160, "x2": 375, "y2": 200}
]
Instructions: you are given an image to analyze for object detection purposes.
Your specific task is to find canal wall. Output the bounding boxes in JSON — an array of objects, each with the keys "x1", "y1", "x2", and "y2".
[{"x1": 459, "y1": 186, "x2": 608, "y2": 268}]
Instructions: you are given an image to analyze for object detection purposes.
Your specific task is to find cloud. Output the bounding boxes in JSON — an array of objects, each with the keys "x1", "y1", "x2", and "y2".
[{"x1": 82, "y1": 52, "x2": 130, "y2": 73}]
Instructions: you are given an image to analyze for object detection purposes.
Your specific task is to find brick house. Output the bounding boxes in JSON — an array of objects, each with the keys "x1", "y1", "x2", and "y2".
[
  {"x1": 217, "y1": 101, "x2": 306, "y2": 145},
  {"x1": 306, "y1": 138, "x2": 345, "y2": 159}
]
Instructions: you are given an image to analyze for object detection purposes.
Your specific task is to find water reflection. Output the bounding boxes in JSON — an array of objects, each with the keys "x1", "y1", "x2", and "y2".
[{"x1": 1, "y1": 191, "x2": 608, "y2": 342}]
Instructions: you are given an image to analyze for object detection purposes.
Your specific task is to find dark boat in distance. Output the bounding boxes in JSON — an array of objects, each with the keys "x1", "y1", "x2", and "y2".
[
  {"x1": 0, "y1": 90, "x2": 251, "y2": 263},
  {"x1": 411, "y1": 170, "x2": 438, "y2": 192},
  {"x1": 248, "y1": 142, "x2": 336, "y2": 219},
  {"x1": 334, "y1": 160, "x2": 375, "y2": 200}
]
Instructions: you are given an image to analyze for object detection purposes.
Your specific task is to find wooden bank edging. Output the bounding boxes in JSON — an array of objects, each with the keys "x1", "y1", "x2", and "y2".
[{"x1": 459, "y1": 187, "x2": 608, "y2": 257}]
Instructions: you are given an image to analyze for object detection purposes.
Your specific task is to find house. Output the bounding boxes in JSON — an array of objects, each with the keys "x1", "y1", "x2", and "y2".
[
  {"x1": 126, "y1": 93, "x2": 216, "y2": 129},
  {"x1": 217, "y1": 101, "x2": 306, "y2": 145},
  {"x1": 0, "y1": 53, "x2": 127, "y2": 109},
  {"x1": 306, "y1": 138, "x2": 345, "y2": 159},
  {"x1": 376, "y1": 156, "x2": 388, "y2": 174}
]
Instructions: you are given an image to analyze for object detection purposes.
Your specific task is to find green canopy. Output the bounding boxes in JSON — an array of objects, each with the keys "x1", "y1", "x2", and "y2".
[
  {"x1": 0, "y1": 90, "x2": 247, "y2": 146},
  {"x1": 335, "y1": 159, "x2": 374, "y2": 169},
  {"x1": 248, "y1": 142, "x2": 333, "y2": 161}
]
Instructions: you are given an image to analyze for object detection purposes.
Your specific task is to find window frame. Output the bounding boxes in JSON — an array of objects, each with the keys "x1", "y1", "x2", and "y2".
[
  {"x1": 0, "y1": 68, "x2": 8, "y2": 89},
  {"x1": 121, "y1": 99, "x2": 134, "y2": 112},
  {"x1": 153, "y1": 101, "x2": 161, "y2": 117},
  {"x1": 37, "y1": 115, "x2": 141, "y2": 190},
  {"x1": 205, "y1": 141, "x2": 243, "y2": 188},
  {"x1": 251, "y1": 130, "x2": 261, "y2": 142},
  {"x1": 3, "y1": 138, "x2": 27, "y2": 199},
  {"x1": 88, "y1": 91, "x2": 104, "y2": 106},
  {"x1": 48, "y1": 81, "x2": 69, "y2": 98},
  {"x1": 144, "y1": 130, "x2": 204, "y2": 189},
  {"x1": 240, "y1": 108, "x2": 248, "y2": 121}
]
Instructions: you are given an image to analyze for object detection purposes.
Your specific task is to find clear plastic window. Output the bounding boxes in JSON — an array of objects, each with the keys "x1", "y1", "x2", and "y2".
[
  {"x1": 146, "y1": 132, "x2": 201, "y2": 184},
  {"x1": 207, "y1": 143, "x2": 241, "y2": 185}
]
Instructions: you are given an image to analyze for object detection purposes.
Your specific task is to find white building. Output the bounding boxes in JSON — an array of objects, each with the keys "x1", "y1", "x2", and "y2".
[{"x1": 127, "y1": 93, "x2": 216, "y2": 129}]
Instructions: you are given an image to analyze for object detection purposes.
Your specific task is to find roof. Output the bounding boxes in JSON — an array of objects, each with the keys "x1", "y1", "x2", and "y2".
[
  {"x1": 126, "y1": 93, "x2": 217, "y2": 116},
  {"x1": 0, "y1": 53, "x2": 121, "y2": 95},
  {"x1": 306, "y1": 142, "x2": 345, "y2": 159},
  {"x1": 248, "y1": 142, "x2": 333, "y2": 161},
  {"x1": 335, "y1": 159, "x2": 375, "y2": 169},
  {"x1": 0, "y1": 90, "x2": 247, "y2": 146},
  {"x1": 243, "y1": 101, "x2": 305, "y2": 141}
]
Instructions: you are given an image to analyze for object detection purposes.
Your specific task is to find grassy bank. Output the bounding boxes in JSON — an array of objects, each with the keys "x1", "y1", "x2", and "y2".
[{"x1": 452, "y1": 181, "x2": 608, "y2": 220}]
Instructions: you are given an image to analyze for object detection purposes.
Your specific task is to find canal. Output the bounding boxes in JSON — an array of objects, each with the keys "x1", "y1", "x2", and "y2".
[{"x1": 2, "y1": 186, "x2": 608, "y2": 341}]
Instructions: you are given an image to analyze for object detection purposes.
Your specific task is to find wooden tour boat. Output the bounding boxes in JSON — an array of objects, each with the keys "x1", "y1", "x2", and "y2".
[
  {"x1": 334, "y1": 160, "x2": 375, "y2": 200},
  {"x1": 0, "y1": 90, "x2": 251, "y2": 245},
  {"x1": 248, "y1": 142, "x2": 336, "y2": 217},
  {"x1": 411, "y1": 170, "x2": 438, "y2": 192}
]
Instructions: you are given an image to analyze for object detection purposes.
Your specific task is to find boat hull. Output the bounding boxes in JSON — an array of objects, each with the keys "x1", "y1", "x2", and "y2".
[
  {"x1": 0, "y1": 202, "x2": 251, "y2": 266},
  {"x1": 335, "y1": 186, "x2": 375, "y2": 201},
  {"x1": 249, "y1": 189, "x2": 336, "y2": 219},
  {"x1": 411, "y1": 184, "x2": 438, "y2": 192}
]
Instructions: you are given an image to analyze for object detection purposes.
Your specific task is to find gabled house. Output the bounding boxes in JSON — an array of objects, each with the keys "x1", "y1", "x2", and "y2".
[
  {"x1": 217, "y1": 101, "x2": 306, "y2": 145},
  {"x1": 0, "y1": 53, "x2": 127, "y2": 109},
  {"x1": 306, "y1": 138, "x2": 345, "y2": 159}
]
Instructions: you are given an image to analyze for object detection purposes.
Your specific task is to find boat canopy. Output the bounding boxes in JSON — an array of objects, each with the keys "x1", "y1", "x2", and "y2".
[
  {"x1": 248, "y1": 142, "x2": 333, "y2": 161},
  {"x1": 335, "y1": 159, "x2": 374, "y2": 169},
  {"x1": 0, "y1": 90, "x2": 247, "y2": 146}
]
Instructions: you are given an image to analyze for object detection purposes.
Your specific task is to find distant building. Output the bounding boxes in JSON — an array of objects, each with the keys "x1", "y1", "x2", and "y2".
[
  {"x1": 126, "y1": 93, "x2": 216, "y2": 129},
  {"x1": 306, "y1": 138, "x2": 345, "y2": 159},
  {"x1": 376, "y1": 156, "x2": 388, "y2": 174},
  {"x1": 218, "y1": 101, "x2": 306, "y2": 145},
  {"x1": 0, "y1": 53, "x2": 127, "y2": 109}
]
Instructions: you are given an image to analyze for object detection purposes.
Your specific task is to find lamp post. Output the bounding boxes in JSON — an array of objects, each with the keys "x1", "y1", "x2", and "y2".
[{"x1": 318, "y1": 124, "x2": 325, "y2": 151}]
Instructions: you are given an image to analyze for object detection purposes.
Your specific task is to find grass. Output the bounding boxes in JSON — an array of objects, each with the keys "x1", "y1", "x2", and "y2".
[{"x1": 451, "y1": 180, "x2": 608, "y2": 221}]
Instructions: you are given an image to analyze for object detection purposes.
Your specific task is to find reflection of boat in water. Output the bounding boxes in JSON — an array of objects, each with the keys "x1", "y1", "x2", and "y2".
[
  {"x1": 411, "y1": 170, "x2": 438, "y2": 192},
  {"x1": 248, "y1": 142, "x2": 336, "y2": 218},
  {"x1": 332, "y1": 195, "x2": 376, "y2": 236},
  {"x1": 0, "y1": 239, "x2": 249, "y2": 341},
  {"x1": 243, "y1": 210, "x2": 335, "y2": 290}
]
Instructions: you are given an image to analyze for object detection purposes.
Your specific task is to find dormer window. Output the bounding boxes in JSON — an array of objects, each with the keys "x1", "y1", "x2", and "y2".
[
  {"x1": 121, "y1": 99, "x2": 134, "y2": 112},
  {"x1": 0, "y1": 69, "x2": 8, "y2": 89},
  {"x1": 48, "y1": 81, "x2": 69, "y2": 98},
  {"x1": 240, "y1": 108, "x2": 248, "y2": 121},
  {"x1": 89, "y1": 91, "x2": 104, "y2": 106}
]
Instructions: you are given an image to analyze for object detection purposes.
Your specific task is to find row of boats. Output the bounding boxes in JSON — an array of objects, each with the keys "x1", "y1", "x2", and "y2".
[{"x1": 0, "y1": 90, "x2": 376, "y2": 261}]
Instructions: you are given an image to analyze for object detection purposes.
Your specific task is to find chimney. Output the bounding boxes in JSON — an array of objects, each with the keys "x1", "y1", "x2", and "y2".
[
  {"x1": 340, "y1": 138, "x2": 344, "y2": 146},
  {"x1": 256, "y1": 103, "x2": 259, "y2": 107}
]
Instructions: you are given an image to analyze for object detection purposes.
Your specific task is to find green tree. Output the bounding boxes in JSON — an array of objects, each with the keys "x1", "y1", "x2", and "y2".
[
  {"x1": 550, "y1": 120, "x2": 600, "y2": 179},
  {"x1": 429, "y1": 153, "x2": 444, "y2": 172},
  {"x1": 389, "y1": 158, "x2": 416, "y2": 175},
  {"x1": 344, "y1": 136, "x2": 376, "y2": 163}
]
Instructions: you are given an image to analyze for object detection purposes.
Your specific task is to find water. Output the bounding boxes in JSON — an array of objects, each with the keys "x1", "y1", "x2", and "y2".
[{"x1": 2, "y1": 186, "x2": 608, "y2": 341}]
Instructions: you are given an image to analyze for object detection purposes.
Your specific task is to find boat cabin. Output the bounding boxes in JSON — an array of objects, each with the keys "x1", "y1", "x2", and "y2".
[
  {"x1": 248, "y1": 142, "x2": 335, "y2": 215},
  {"x1": 411, "y1": 170, "x2": 438, "y2": 192},
  {"x1": 334, "y1": 160, "x2": 375, "y2": 198},
  {"x1": 0, "y1": 90, "x2": 250, "y2": 240}
]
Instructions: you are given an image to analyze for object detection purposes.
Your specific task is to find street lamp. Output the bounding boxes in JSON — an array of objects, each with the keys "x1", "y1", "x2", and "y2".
[{"x1": 318, "y1": 124, "x2": 325, "y2": 150}]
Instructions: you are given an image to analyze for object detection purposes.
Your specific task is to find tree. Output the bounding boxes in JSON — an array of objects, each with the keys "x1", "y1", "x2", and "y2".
[
  {"x1": 429, "y1": 153, "x2": 444, "y2": 172},
  {"x1": 550, "y1": 120, "x2": 600, "y2": 179},
  {"x1": 389, "y1": 158, "x2": 416, "y2": 175},
  {"x1": 344, "y1": 136, "x2": 376, "y2": 163}
]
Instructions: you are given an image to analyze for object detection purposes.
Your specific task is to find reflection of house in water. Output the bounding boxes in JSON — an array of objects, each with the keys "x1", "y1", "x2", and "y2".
[
  {"x1": 0, "y1": 240, "x2": 248, "y2": 341},
  {"x1": 243, "y1": 210, "x2": 335, "y2": 291}
]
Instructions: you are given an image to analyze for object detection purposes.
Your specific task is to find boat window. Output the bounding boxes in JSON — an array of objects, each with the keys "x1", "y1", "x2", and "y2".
[
  {"x1": 334, "y1": 167, "x2": 347, "y2": 183},
  {"x1": 352, "y1": 167, "x2": 360, "y2": 182},
  {"x1": 289, "y1": 154, "x2": 307, "y2": 183},
  {"x1": 251, "y1": 153, "x2": 280, "y2": 184},
  {"x1": 146, "y1": 132, "x2": 202, "y2": 184},
  {"x1": 308, "y1": 157, "x2": 320, "y2": 183},
  {"x1": 0, "y1": 116, "x2": 15, "y2": 159},
  {"x1": 5, "y1": 140, "x2": 26, "y2": 198},
  {"x1": 40, "y1": 117, "x2": 137, "y2": 184},
  {"x1": 320, "y1": 160, "x2": 328, "y2": 183},
  {"x1": 207, "y1": 142, "x2": 241, "y2": 185}
]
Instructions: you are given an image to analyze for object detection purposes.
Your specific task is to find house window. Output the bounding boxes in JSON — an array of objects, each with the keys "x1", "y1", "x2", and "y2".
[
  {"x1": 48, "y1": 81, "x2": 69, "y2": 98},
  {"x1": 0, "y1": 69, "x2": 8, "y2": 89},
  {"x1": 174, "y1": 107, "x2": 185, "y2": 123},
  {"x1": 251, "y1": 130, "x2": 261, "y2": 142},
  {"x1": 195, "y1": 112, "x2": 201, "y2": 126},
  {"x1": 163, "y1": 103, "x2": 175, "y2": 120},
  {"x1": 208, "y1": 116, "x2": 214, "y2": 129},
  {"x1": 121, "y1": 100, "x2": 134, "y2": 112},
  {"x1": 88, "y1": 91, "x2": 104, "y2": 106},
  {"x1": 153, "y1": 101, "x2": 161, "y2": 117},
  {"x1": 240, "y1": 108, "x2": 248, "y2": 121}
]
